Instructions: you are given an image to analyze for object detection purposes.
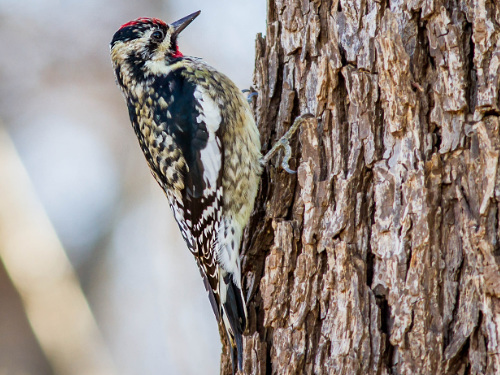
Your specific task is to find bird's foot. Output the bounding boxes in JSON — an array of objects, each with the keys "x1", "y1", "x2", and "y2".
[
  {"x1": 261, "y1": 114, "x2": 314, "y2": 174},
  {"x1": 242, "y1": 89, "x2": 258, "y2": 103}
]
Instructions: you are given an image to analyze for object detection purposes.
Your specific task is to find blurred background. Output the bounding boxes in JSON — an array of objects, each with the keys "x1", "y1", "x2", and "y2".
[{"x1": 0, "y1": 1, "x2": 265, "y2": 374}]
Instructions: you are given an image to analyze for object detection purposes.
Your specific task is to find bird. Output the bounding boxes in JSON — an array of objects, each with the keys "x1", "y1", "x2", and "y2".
[{"x1": 110, "y1": 10, "x2": 262, "y2": 373}]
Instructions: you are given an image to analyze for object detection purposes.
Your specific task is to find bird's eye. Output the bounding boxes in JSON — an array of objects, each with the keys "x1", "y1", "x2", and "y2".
[{"x1": 151, "y1": 29, "x2": 164, "y2": 42}]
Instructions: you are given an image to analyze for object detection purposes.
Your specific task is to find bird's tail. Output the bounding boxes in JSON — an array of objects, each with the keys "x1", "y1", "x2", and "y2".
[{"x1": 219, "y1": 270, "x2": 247, "y2": 374}]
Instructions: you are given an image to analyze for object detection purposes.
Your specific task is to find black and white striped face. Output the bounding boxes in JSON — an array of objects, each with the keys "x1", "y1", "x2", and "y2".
[
  {"x1": 110, "y1": 11, "x2": 201, "y2": 80},
  {"x1": 110, "y1": 18, "x2": 173, "y2": 67}
]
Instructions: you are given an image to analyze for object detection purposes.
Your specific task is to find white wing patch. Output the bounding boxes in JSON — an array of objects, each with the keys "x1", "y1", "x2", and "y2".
[{"x1": 194, "y1": 86, "x2": 222, "y2": 195}]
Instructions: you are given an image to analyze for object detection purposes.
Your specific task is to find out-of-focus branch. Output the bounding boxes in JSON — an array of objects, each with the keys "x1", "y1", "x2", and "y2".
[{"x1": 0, "y1": 125, "x2": 117, "y2": 375}]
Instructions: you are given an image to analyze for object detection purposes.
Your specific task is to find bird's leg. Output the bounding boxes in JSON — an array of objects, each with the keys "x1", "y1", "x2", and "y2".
[{"x1": 261, "y1": 114, "x2": 314, "y2": 174}]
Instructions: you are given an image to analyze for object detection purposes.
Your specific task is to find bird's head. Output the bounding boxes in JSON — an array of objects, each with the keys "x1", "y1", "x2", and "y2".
[{"x1": 110, "y1": 11, "x2": 200, "y2": 81}]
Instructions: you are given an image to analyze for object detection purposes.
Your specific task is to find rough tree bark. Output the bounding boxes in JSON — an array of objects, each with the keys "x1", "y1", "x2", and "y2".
[{"x1": 221, "y1": 1, "x2": 500, "y2": 374}]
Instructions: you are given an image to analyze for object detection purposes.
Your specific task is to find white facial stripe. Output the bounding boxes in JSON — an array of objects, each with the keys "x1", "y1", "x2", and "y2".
[{"x1": 144, "y1": 60, "x2": 183, "y2": 75}]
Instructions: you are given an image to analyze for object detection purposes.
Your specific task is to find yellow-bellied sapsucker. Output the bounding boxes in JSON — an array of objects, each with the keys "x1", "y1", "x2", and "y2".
[{"x1": 110, "y1": 11, "x2": 261, "y2": 372}]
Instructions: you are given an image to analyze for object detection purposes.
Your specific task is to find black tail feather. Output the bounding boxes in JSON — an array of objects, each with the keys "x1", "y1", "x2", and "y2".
[
  {"x1": 222, "y1": 273, "x2": 247, "y2": 372},
  {"x1": 234, "y1": 329, "x2": 244, "y2": 371},
  {"x1": 229, "y1": 344, "x2": 236, "y2": 375}
]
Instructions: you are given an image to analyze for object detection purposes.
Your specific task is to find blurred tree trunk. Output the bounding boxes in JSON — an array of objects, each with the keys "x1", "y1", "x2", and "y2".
[{"x1": 221, "y1": 0, "x2": 500, "y2": 374}]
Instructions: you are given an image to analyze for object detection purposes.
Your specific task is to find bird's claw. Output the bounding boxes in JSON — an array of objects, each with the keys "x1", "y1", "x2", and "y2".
[
  {"x1": 242, "y1": 89, "x2": 258, "y2": 103},
  {"x1": 280, "y1": 138, "x2": 296, "y2": 174},
  {"x1": 261, "y1": 114, "x2": 314, "y2": 174}
]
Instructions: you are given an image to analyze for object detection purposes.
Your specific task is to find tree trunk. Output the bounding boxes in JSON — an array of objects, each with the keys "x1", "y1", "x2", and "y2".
[{"x1": 221, "y1": 1, "x2": 500, "y2": 374}]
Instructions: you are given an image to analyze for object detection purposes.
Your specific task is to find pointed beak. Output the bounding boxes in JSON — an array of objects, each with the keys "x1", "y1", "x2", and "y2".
[{"x1": 171, "y1": 11, "x2": 201, "y2": 38}]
